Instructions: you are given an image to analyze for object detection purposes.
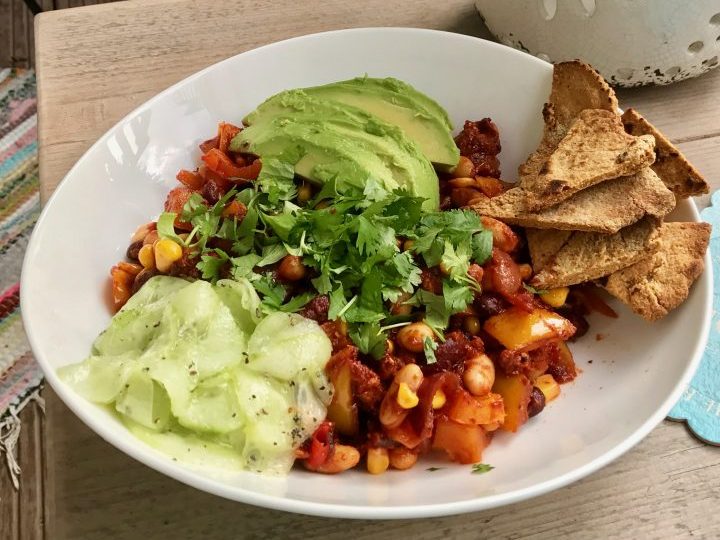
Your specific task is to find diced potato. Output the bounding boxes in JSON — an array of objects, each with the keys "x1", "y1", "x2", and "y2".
[
  {"x1": 491, "y1": 373, "x2": 532, "y2": 432},
  {"x1": 326, "y1": 361, "x2": 359, "y2": 437},
  {"x1": 483, "y1": 307, "x2": 575, "y2": 351},
  {"x1": 447, "y1": 390, "x2": 505, "y2": 426},
  {"x1": 433, "y1": 417, "x2": 490, "y2": 464}
]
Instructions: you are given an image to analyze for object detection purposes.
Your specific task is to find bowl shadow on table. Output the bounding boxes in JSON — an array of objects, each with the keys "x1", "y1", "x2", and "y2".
[{"x1": 44, "y1": 388, "x2": 718, "y2": 540}]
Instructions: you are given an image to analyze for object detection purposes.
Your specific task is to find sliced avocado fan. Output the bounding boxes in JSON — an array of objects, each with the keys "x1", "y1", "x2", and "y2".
[{"x1": 234, "y1": 89, "x2": 440, "y2": 211}]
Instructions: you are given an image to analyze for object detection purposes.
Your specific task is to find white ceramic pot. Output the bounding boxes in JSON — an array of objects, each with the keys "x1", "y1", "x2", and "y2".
[{"x1": 475, "y1": 0, "x2": 720, "y2": 86}]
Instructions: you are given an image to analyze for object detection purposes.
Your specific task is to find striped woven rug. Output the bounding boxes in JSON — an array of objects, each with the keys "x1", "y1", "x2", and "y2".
[{"x1": 0, "y1": 68, "x2": 43, "y2": 485}]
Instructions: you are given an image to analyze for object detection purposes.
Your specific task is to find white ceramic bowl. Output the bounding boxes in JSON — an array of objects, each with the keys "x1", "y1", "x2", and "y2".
[{"x1": 21, "y1": 28, "x2": 711, "y2": 519}]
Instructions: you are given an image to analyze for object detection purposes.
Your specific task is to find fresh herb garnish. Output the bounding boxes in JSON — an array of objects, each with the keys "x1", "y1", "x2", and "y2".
[
  {"x1": 471, "y1": 463, "x2": 494, "y2": 475},
  {"x1": 423, "y1": 336, "x2": 438, "y2": 364},
  {"x1": 177, "y1": 162, "x2": 493, "y2": 347},
  {"x1": 523, "y1": 283, "x2": 547, "y2": 295}
]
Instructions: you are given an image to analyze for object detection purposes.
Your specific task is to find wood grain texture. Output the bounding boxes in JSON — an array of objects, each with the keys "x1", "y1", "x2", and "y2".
[
  {"x1": 0, "y1": 401, "x2": 44, "y2": 540},
  {"x1": 28, "y1": 1, "x2": 720, "y2": 539}
]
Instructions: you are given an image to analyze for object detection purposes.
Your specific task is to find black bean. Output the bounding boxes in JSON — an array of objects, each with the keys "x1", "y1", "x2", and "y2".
[
  {"x1": 474, "y1": 292, "x2": 507, "y2": 318},
  {"x1": 126, "y1": 240, "x2": 143, "y2": 261},
  {"x1": 132, "y1": 269, "x2": 156, "y2": 294},
  {"x1": 527, "y1": 387, "x2": 546, "y2": 418}
]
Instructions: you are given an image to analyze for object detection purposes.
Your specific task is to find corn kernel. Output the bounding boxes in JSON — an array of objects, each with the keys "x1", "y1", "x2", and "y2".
[
  {"x1": 540, "y1": 287, "x2": 569, "y2": 308},
  {"x1": 397, "y1": 382, "x2": 419, "y2": 409},
  {"x1": 367, "y1": 447, "x2": 390, "y2": 475},
  {"x1": 155, "y1": 238, "x2": 183, "y2": 273},
  {"x1": 138, "y1": 244, "x2": 156, "y2": 270},
  {"x1": 431, "y1": 390, "x2": 447, "y2": 409},
  {"x1": 535, "y1": 374, "x2": 561, "y2": 402}
]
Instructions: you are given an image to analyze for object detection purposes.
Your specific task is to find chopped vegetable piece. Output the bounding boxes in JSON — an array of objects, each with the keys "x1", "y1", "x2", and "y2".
[
  {"x1": 483, "y1": 307, "x2": 576, "y2": 351},
  {"x1": 491, "y1": 373, "x2": 532, "y2": 432}
]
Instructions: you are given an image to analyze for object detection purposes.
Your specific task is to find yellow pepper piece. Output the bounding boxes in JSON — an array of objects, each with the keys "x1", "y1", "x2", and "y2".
[{"x1": 540, "y1": 287, "x2": 570, "y2": 308}]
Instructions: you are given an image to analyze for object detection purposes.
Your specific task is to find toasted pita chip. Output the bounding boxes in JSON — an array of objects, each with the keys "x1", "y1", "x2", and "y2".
[
  {"x1": 622, "y1": 109, "x2": 709, "y2": 199},
  {"x1": 603, "y1": 222, "x2": 710, "y2": 321},
  {"x1": 519, "y1": 61, "x2": 619, "y2": 184},
  {"x1": 523, "y1": 110, "x2": 656, "y2": 209},
  {"x1": 529, "y1": 217, "x2": 660, "y2": 289},
  {"x1": 470, "y1": 167, "x2": 674, "y2": 234},
  {"x1": 526, "y1": 229, "x2": 571, "y2": 272}
]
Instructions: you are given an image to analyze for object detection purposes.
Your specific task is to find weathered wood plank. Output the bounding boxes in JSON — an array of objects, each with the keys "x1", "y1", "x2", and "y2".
[
  {"x1": 0, "y1": 0, "x2": 14, "y2": 68},
  {"x1": 17, "y1": 401, "x2": 44, "y2": 540},
  {"x1": 10, "y1": 0, "x2": 31, "y2": 68},
  {"x1": 0, "y1": 419, "x2": 19, "y2": 540}
]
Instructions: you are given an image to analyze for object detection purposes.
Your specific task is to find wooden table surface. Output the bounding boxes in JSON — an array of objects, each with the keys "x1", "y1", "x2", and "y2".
[{"x1": 5, "y1": 0, "x2": 720, "y2": 538}]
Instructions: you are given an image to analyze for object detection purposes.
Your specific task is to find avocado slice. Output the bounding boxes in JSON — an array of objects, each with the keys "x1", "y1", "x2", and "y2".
[
  {"x1": 235, "y1": 118, "x2": 401, "y2": 192},
  {"x1": 299, "y1": 77, "x2": 460, "y2": 170},
  {"x1": 235, "y1": 90, "x2": 440, "y2": 210}
]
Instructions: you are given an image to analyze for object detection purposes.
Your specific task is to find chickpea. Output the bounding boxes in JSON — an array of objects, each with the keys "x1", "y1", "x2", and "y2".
[
  {"x1": 304, "y1": 444, "x2": 360, "y2": 474},
  {"x1": 452, "y1": 156, "x2": 474, "y2": 178},
  {"x1": 447, "y1": 177, "x2": 477, "y2": 188},
  {"x1": 403, "y1": 239, "x2": 415, "y2": 252},
  {"x1": 277, "y1": 255, "x2": 306, "y2": 281},
  {"x1": 142, "y1": 229, "x2": 159, "y2": 246},
  {"x1": 463, "y1": 316, "x2": 481, "y2": 336},
  {"x1": 395, "y1": 363, "x2": 423, "y2": 389},
  {"x1": 390, "y1": 292, "x2": 412, "y2": 316},
  {"x1": 518, "y1": 263, "x2": 533, "y2": 281},
  {"x1": 463, "y1": 354, "x2": 495, "y2": 396},
  {"x1": 130, "y1": 222, "x2": 155, "y2": 243},
  {"x1": 389, "y1": 447, "x2": 418, "y2": 470},
  {"x1": 297, "y1": 183, "x2": 313, "y2": 204},
  {"x1": 396, "y1": 322, "x2": 434, "y2": 353}
]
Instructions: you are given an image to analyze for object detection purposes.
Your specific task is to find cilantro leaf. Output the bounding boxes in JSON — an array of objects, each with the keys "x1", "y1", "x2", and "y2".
[
  {"x1": 471, "y1": 229, "x2": 493, "y2": 265},
  {"x1": 356, "y1": 216, "x2": 397, "y2": 258},
  {"x1": 349, "y1": 322, "x2": 386, "y2": 359},
  {"x1": 156, "y1": 212, "x2": 186, "y2": 245},
  {"x1": 231, "y1": 253, "x2": 261, "y2": 280},
  {"x1": 257, "y1": 243, "x2": 287, "y2": 267},
  {"x1": 327, "y1": 286, "x2": 349, "y2": 321},
  {"x1": 423, "y1": 336, "x2": 438, "y2": 364},
  {"x1": 440, "y1": 240, "x2": 471, "y2": 281},
  {"x1": 257, "y1": 157, "x2": 296, "y2": 204},
  {"x1": 471, "y1": 463, "x2": 494, "y2": 475},
  {"x1": 442, "y1": 279, "x2": 474, "y2": 313},
  {"x1": 197, "y1": 249, "x2": 230, "y2": 282},
  {"x1": 410, "y1": 289, "x2": 451, "y2": 332}
]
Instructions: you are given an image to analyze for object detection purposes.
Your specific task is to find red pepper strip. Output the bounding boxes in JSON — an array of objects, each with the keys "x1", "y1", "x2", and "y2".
[
  {"x1": 199, "y1": 135, "x2": 219, "y2": 153},
  {"x1": 218, "y1": 122, "x2": 242, "y2": 154},
  {"x1": 306, "y1": 421, "x2": 334, "y2": 468},
  {"x1": 176, "y1": 169, "x2": 205, "y2": 190}
]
